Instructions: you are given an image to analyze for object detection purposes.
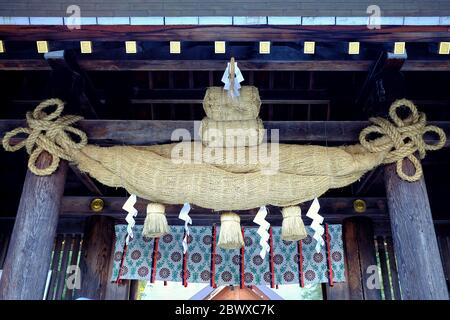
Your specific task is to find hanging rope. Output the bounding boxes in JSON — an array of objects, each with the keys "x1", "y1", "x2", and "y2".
[
  {"x1": 2, "y1": 98, "x2": 86, "y2": 176},
  {"x1": 2, "y1": 97, "x2": 446, "y2": 198},
  {"x1": 359, "y1": 99, "x2": 446, "y2": 182}
]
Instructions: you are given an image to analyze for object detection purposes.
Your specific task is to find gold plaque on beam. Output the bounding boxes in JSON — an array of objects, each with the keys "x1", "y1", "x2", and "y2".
[
  {"x1": 348, "y1": 42, "x2": 360, "y2": 55},
  {"x1": 90, "y1": 198, "x2": 105, "y2": 212},
  {"x1": 394, "y1": 42, "x2": 406, "y2": 55},
  {"x1": 215, "y1": 41, "x2": 226, "y2": 54},
  {"x1": 170, "y1": 41, "x2": 181, "y2": 54},
  {"x1": 0, "y1": 40, "x2": 4, "y2": 53},
  {"x1": 36, "y1": 41, "x2": 49, "y2": 53},
  {"x1": 125, "y1": 41, "x2": 137, "y2": 54},
  {"x1": 259, "y1": 41, "x2": 271, "y2": 54},
  {"x1": 304, "y1": 41, "x2": 315, "y2": 54},
  {"x1": 353, "y1": 199, "x2": 367, "y2": 213},
  {"x1": 439, "y1": 42, "x2": 450, "y2": 55},
  {"x1": 80, "y1": 41, "x2": 92, "y2": 54}
]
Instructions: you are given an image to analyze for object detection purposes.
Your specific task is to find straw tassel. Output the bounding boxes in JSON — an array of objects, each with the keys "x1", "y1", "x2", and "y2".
[
  {"x1": 217, "y1": 212, "x2": 244, "y2": 249},
  {"x1": 281, "y1": 206, "x2": 307, "y2": 241},
  {"x1": 142, "y1": 203, "x2": 169, "y2": 238}
]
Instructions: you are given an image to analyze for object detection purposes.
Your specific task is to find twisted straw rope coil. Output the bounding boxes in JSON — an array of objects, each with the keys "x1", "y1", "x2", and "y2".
[
  {"x1": 203, "y1": 86, "x2": 261, "y2": 120},
  {"x1": 2, "y1": 99, "x2": 87, "y2": 176},
  {"x1": 359, "y1": 99, "x2": 446, "y2": 182},
  {"x1": 1, "y1": 98, "x2": 446, "y2": 186}
]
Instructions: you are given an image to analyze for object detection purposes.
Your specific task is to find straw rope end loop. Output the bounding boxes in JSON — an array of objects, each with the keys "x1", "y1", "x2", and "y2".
[
  {"x1": 1, "y1": 98, "x2": 87, "y2": 176},
  {"x1": 359, "y1": 99, "x2": 446, "y2": 182}
]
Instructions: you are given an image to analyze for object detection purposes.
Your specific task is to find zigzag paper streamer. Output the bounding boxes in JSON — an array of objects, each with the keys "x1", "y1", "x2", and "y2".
[
  {"x1": 178, "y1": 203, "x2": 192, "y2": 253},
  {"x1": 306, "y1": 198, "x2": 325, "y2": 253},
  {"x1": 122, "y1": 194, "x2": 138, "y2": 245},
  {"x1": 221, "y1": 62, "x2": 244, "y2": 97},
  {"x1": 253, "y1": 206, "x2": 271, "y2": 259}
]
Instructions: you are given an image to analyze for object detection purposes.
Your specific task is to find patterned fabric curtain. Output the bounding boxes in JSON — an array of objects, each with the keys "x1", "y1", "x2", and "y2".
[{"x1": 111, "y1": 224, "x2": 345, "y2": 286}]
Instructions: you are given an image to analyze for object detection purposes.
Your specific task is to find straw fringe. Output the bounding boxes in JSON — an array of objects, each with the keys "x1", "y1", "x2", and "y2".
[
  {"x1": 281, "y1": 206, "x2": 307, "y2": 241},
  {"x1": 218, "y1": 212, "x2": 244, "y2": 249},
  {"x1": 142, "y1": 203, "x2": 169, "y2": 238}
]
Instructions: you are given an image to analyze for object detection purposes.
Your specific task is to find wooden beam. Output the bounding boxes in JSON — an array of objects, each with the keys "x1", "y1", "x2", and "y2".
[
  {"x1": 77, "y1": 215, "x2": 118, "y2": 300},
  {"x1": 0, "y1": 59, "x2": 50, "y2": 70},
  {"x1": 356, "y1": 51, "x2": 407, "y2": 107},
  {"x1": 77, "y1": 60, "x2": 374, "y2": 72},
  {"x1": 341, "y1": 217, "x2": 382, "y2": 300},
  {"x1": 356, "y1": 217, "x2": 382, "y2": 300},
  {"x1": 354, "y1": 167, "x2": 383, "y2": 196},
  {"x1": 1, "y1": 120, "x2": 449, "y2": 146},
  {"x1": 60, "y1": 196, "x2": 388, "y2": 226},
  {"x1": 341, "y1": 217, "x2": 363, "y2": 299},
  {"x1": 2, "y1": 59, "x2": 450, "y2": 72},
  {"x1": 128, "y1": 89, "x2": 330, "y2": 105},
  {"x1": 384, "y1": 161, "x2": 449, "y2": 299},
  {"x1": 45, "y1": 50, "x2": 103, "y2": 118},
  {"x1": 3, "y1": 59, "x2": 450, "y2": 72},
  {"x1": 1, "y1": 25, "x2": 450, "y2": 42},
  {"x1": 69, "y1": 164, "x2": 103, "y2": 196},
  {"x1": 0, "y1": 152, "x2": 67, "y2": 300}
]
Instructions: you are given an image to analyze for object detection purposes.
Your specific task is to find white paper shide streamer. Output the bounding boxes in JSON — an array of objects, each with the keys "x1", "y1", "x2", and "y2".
[
  {"x1": 123, "y1": 194, "x2": 138, "y2": 245},
  {"x1": 178, "y1": 203, "x2": 192, "y2": 253},
  {"x1": 221, "y1": 61, "x2": 244, "y2": 97},
  {"x1": 253, "y1": 206, "x2": 271, "y2": 259},
  {"x1": 306, "y1": 198, "x2": 325, "y2": 253}
]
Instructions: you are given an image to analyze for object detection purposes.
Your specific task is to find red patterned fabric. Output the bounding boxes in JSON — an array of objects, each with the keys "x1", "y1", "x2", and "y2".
[
  {"x1": 325, "y1": 224, "x2": 334, "y2": 286},
  {"x1": 269, "y1": 227, "x2": 275, "y2": 288},
  {"x1": 240, "y1": 227, "x2": 245, "y2": 289},
  {"x1": 183, "y1": 251, "x2": 188, "y2": 287},
  {"x1": 298, "y1": 240, "x2": 304, "y2": 287},
  {"x1": 151, "y1": 238, "x2": 159, "y2": 283},
  {"x1": 115, "y1": 235, "x2": 128, "y2": 284},
  {"x1": 211, "y1": 224, "x2": 217, "y2": 288}
]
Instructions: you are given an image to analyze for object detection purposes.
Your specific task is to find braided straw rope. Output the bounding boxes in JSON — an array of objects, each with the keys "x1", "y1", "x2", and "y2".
[
  {"x1": 1, "y1": 98, "x2": 447, "y2": 210},
  {"x1": 359, "y1": 99, "x2": 446, "y2": 182},
  {"x1": 2, "y1": 98, "x2": 87, "y2": 176}
]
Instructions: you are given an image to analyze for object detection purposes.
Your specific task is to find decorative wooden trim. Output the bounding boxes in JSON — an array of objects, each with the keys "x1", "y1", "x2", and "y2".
[{"x1": 0, "y1": 25, "x2": 449, "y2": 42}]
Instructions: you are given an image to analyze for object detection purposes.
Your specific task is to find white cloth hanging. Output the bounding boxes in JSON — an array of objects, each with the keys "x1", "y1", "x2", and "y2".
[
  {"x1": 253, "y1": 206, "x2": 271, "y2": 259},
  {"x1": 306, "y1": 198, "x2": 325, "y2": 253},
  {"x1": 221, "y1": 62, "x2": 244, "y2": 97},
  {"x1": 123, "y1": 194, "x2": 138, "y2": 245},
  {"x1": 178, "y1": 203, "x2": 192, "y2": 253}
]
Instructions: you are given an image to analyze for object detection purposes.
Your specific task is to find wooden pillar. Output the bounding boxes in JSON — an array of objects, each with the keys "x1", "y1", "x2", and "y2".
[
  {"x1": 0, "y1": 152, "x2": 67, "y2": 300},
  {"x1": 77, "y1": 215, "x2": 129, "y2": 300},
  {"x1": 384, "y1": 161, "x2": 449, "y2": 299},
  {"x1": 327, "y1": 217, "x2": 381, "y2": 300}
]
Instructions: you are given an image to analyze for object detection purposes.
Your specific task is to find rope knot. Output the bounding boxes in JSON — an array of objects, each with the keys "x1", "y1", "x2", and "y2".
[
  {"x1": 2, "y1": 98, "x2": 87, "y2": 176},
  {"x1": 359, "y1": 99, "x2": 446, "y2": 182}
]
